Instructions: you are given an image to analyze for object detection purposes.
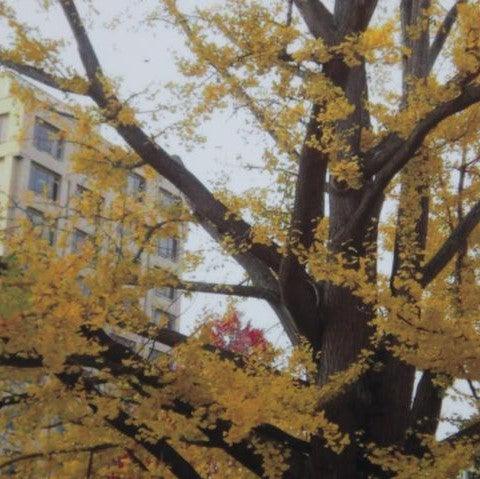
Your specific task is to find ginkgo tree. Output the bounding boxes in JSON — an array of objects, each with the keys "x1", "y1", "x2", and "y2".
[{"x1": 1, "y1": 0, "x2": 480, "y2": 477}]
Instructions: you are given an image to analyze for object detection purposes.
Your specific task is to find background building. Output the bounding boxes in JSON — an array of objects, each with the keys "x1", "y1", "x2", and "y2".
[{"x1": 0, "y1": 72, "x2": 184, "y2": 339}]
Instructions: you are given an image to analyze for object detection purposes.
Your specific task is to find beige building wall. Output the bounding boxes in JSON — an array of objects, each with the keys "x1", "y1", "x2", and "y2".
[{"x1": 0, "y1": 72, "x2": 184, "y2": 336}]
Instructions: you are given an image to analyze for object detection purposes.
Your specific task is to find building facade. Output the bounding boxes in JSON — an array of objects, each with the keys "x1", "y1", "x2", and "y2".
[{"x1": 0, "y1": 72, "x2": 184, "y2": 341}]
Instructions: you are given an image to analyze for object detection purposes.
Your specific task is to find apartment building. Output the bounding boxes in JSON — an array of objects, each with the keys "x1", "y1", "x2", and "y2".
[{"x1": 0, "y1": 72, "x2": 184, "y2": 343}]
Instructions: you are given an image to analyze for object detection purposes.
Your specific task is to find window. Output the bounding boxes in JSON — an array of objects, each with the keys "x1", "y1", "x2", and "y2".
[
  {"x1": 0, "y1": 114, "x2": 9, "y2": 142},
  {"x1": 127, "y1": 172, "x2": 146, "y2": 199},
  {"x1": 155, "y1": 286, "x2": 175, "y2": 300},
  {"x1": 158, "y1": 187, "x2": 180, "y2": 207},
  {"x1": 157, "y1": 236, "x2": 178, "y2": 261},
  {"x1": 71, "y1": 228, "x2": 88, "y2": 253},
  {"x1": 29, "y1": 162, "x2": 60, "y2": 201},
  {"x1": 33, "y1": 118, "x2": 64, "y2": 160},
  {"x1": 152, "y1": 308, "x2": 176, "y2": 330},
  {"x1": 26, "y1": 207, "x2": 56, "y2": 246}
]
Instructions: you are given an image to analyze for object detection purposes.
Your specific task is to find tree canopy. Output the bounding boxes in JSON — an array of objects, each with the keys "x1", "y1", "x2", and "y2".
[{"x1": 1, "y1": 0, "x2": 480, "y2": 477}]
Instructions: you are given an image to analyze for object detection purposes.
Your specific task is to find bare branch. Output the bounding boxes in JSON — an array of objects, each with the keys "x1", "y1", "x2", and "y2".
[
  {"x1": 336, "y1": 82, "x2": 480, "y2": 246},
  {"x1": 442, "y1": 419, "x2": 480, "y2": 444},
  {"x1": 428, "y1": 0, "x2": 466, "y2": 74},
  {"x1": 0, "y1": 59, "x2": 89, "y2": 95},
  {"x1": 58, "y1": 0, "x2": 103, "y2": 82},
  {"x1": 175, "y1": 280, "x2": 280, "y2": 302},
  {"x1": 293, "y1": 0, "x2": 337, "y2": 43},
  {"x1": 333, "y1": 0, "x2": 378, "y2": 37},
  {"x1": 421, "y1": 200, "x2": 480, "y2": 287},
  {"x1": 468, "y1": 380, "x2": 479, "y2": 401}
]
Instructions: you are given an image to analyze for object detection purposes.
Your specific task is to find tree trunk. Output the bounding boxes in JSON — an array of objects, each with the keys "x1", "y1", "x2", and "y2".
[
  {"x1": 311, "y1": 284, "x2": 373, "y2": 478},
  {"x1": 306, "y1": 181, "x2": 374, "y2": 478}
]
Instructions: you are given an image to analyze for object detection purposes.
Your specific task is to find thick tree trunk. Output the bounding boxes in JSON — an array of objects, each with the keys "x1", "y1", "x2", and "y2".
[
  {"x1": 307, "y1": 184, "x2": 416, "y2": 477},
  {"x1": 312, "y1": 285, "x2": 373, "y2": 478},
  {"x1": 309, "y1": 293, "x2": 415, "y2": 478},
  {"x1": 307, "y1": 184, "x2": 374, "y2": 478}
]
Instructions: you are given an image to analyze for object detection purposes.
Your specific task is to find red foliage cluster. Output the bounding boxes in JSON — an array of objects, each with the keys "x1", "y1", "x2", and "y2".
[{"x1": 207, "y1": 309, "x2": 268, "y2": 354}]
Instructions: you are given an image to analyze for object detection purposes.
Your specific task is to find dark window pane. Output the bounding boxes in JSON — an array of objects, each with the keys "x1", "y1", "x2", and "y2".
[
  {"x1": 29, "y1": 163, "x2": 60, "y2": 201},
  {"x1": 157, "y1": 237, "x2": 178, "y2": 260},
  {"x1": 33, "y1": 118, "x2": 64, "y2": 160}
]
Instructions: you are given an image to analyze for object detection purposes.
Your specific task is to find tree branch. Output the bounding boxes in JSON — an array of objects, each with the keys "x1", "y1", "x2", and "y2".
[
  {"x1": 47, "y1": 340, "x2": 266, "y2": 477},
  {"x1": 0, "y1": 59, "x2": 89, "y2": 95},
  {"x1": 279, "y1": 103, "x2": 327, "y2": 342},
  {"x1": 408, "y1": 371, "x2": 444, "y2": 437},
  {"x1": 57, "y1": 0, "x2": 302, "y2": 341},
  {"x1": 57, "y1": 0, "x2": 283, "y2": 278},
  {"x1": 421, "y1": 200, "x2": 480, "y2": 287},
  {"x1": 58, "y1": 0, "x2": 103, "y2": 82},
  {"x1": 1, "y1": 328, "x2": 311, "y2": 458},
  {"x1": 0, "y1": 353, "x2": 43, "y2": 369},
  {"x1": 292, "y1": 0, "x2": 337, "y2": 43},
  {"x1": 171, "y1": 6, "x2": 300, "y2": 160},
  {"x1": 428, "y1": 0, "x2": 466, "y2": 74},
  {"x1": 1, "y1": 347, "x2": 310, "y2": 477},
  {"x1": 106, "y1": 411, "x2": 203, "y2": 479},
  {"x1": 170, "y1": 399, "x2": 310, "y2": 476},
  {"x1": 125, "y1": 448, "x2": 149, "y2": 472},
  {"x1": 333, "y1": 0, "x2": 378, "y2": 37},
  {"x1": 175, "y1": 280, "x2": 280, "y2": 301},
  {"x1": 336, "y1": 82, "x2": 480, "y2": 246},
  {"x1": 442, "y1": 419, "x2": 480, "y2": 444}
]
